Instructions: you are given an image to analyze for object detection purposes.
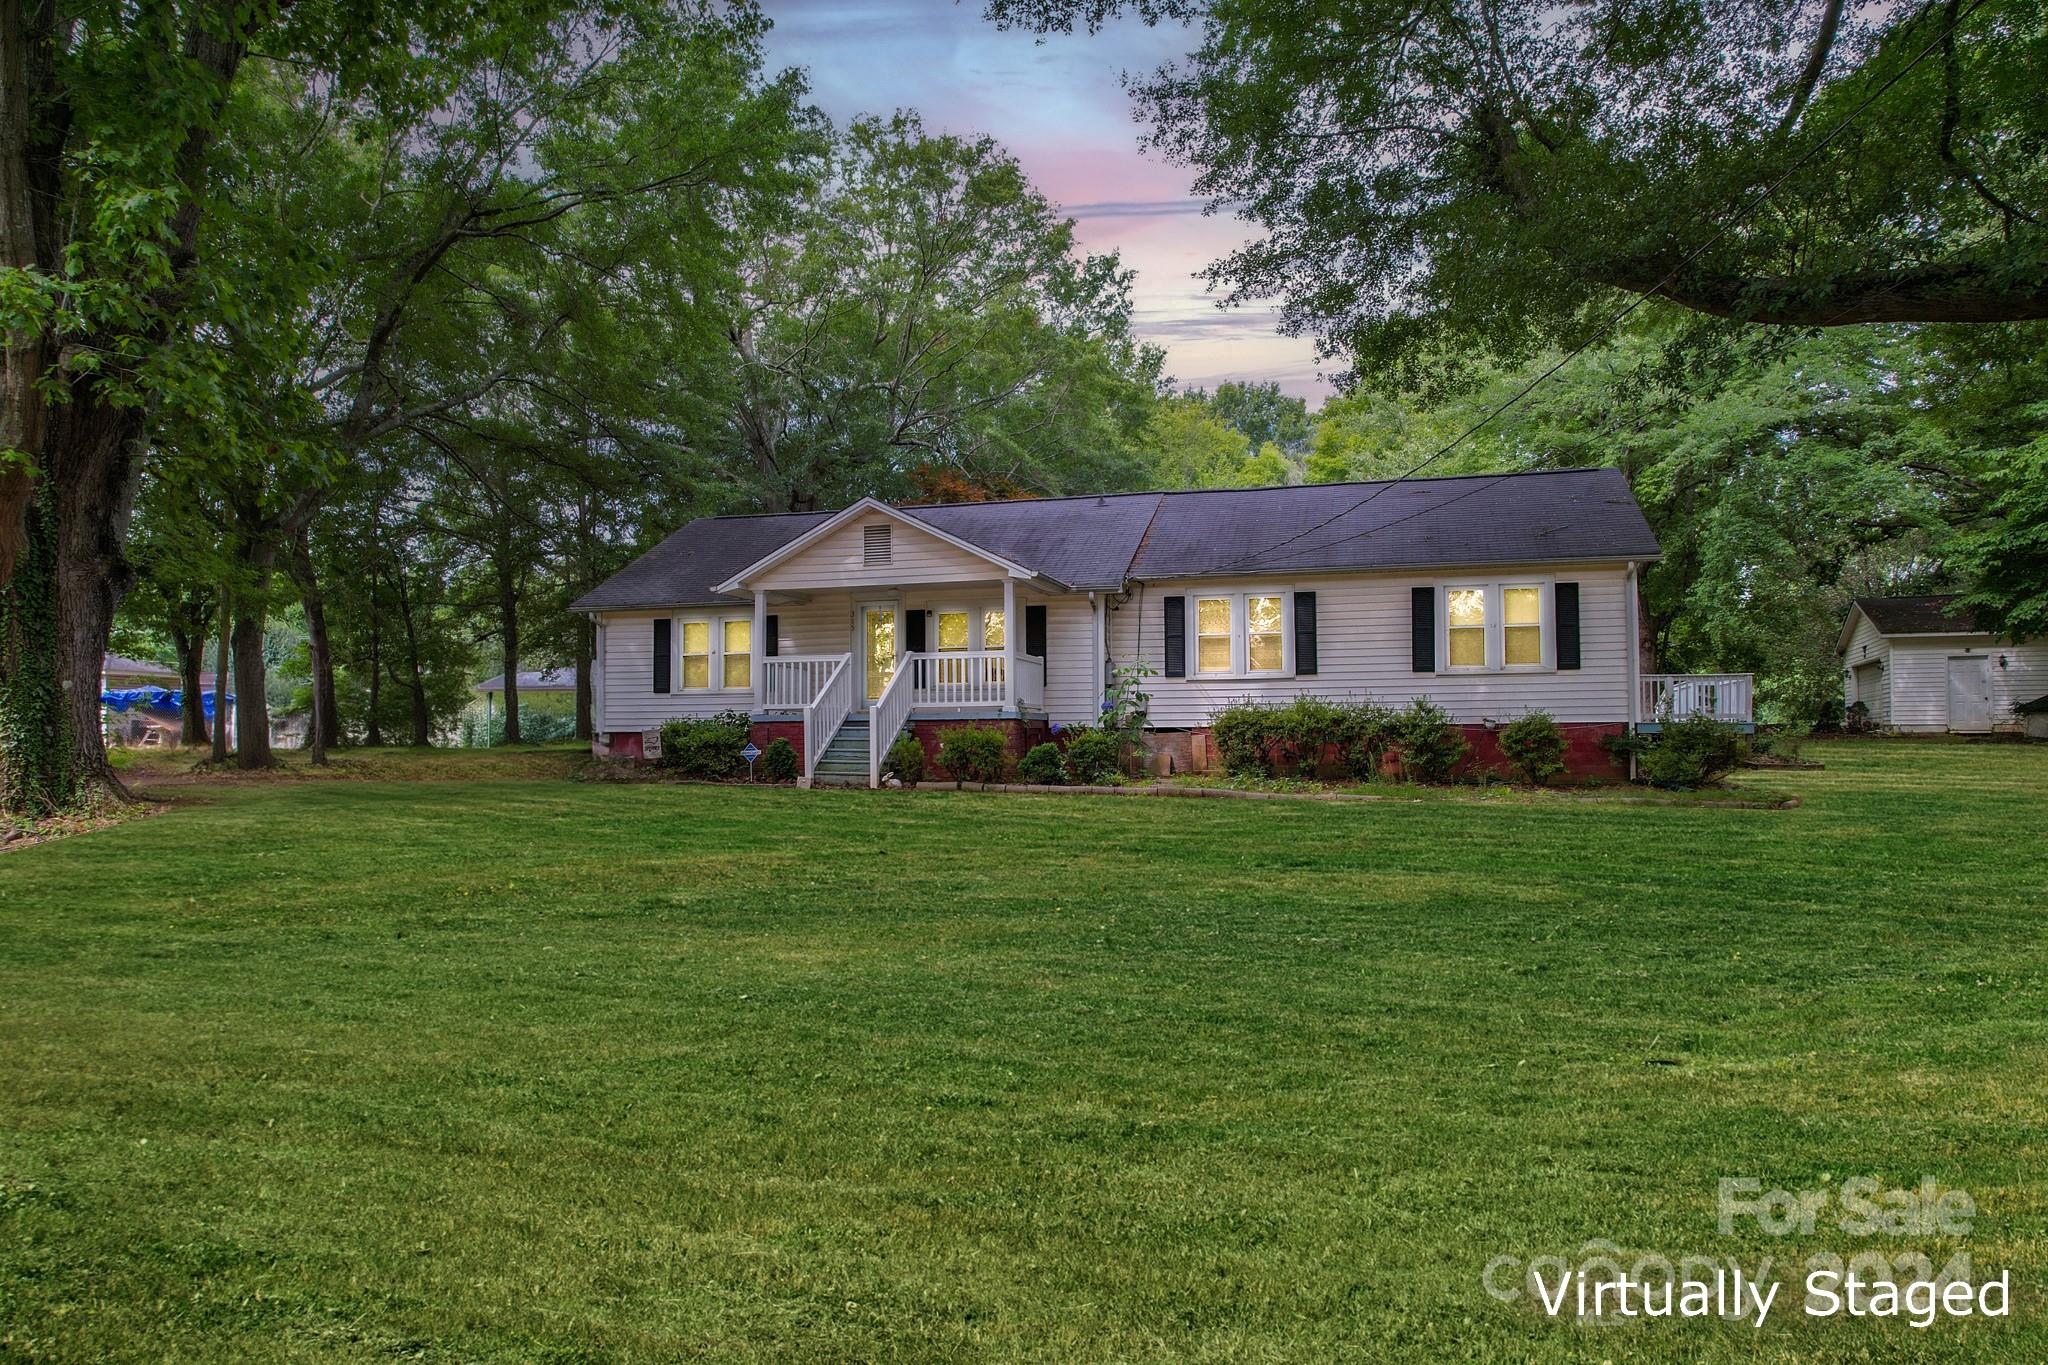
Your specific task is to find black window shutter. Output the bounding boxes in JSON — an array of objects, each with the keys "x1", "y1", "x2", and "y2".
[
  {"x1": 1162, "y1": 595, "x2": 1186, "y2": 677},
  {"x1": 764, "y1": 614, "x2": 779, "y2": 658},
  {"x1": 1555, "y1": 582, "x2": 1581, "y2": 670},
  {"x1": 1410, "y1": 587, "x2": 1435, "y2": 672},
  {"x1": 904, "y1": 608, "x2": 927, "y2": 654},
  {"x1": 1025, "y1": 604, "x2": 1047, "y2": 658},
  {"x1": 653, "y1": 618, "x2": 672, "y2": 693},
  {"x1": 1293, "y1": 591, "x2": 1318, "y2": 675}
]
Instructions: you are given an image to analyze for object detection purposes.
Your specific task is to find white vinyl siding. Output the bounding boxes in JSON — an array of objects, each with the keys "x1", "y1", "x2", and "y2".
[
  {"x1": 1882, "y1": 636, "x2": 2048, "y2": 732},
  {"x1": 1840, "y1": 610, "x2": 1892, "y2": 727},
  {"x1": 749, "y1": 516, "x2": 1003, "y2": 589},
  {"x1": 1037, "y1": 593, "x2": 1102, "y2": 726},
  {"x1": 1110, "y1": 567, "x2": 1634, "y2": 726}
]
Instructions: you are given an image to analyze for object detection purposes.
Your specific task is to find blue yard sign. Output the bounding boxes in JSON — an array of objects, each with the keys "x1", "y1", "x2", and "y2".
[{"x1": 740, "y1": 742, "x2": 761, "y2": 763}]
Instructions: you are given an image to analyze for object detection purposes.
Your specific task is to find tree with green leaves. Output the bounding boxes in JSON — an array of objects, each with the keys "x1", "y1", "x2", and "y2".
[
  {"x1": 988, "y1": 0, "x2": 2047, "y2": 389},
  {"x1": 722, "y1": 111, "x2": 1164, "y2": 511}
]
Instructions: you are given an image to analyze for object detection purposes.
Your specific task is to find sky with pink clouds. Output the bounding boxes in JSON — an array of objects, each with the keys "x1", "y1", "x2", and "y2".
[{"x1": 757, "y1": 1, "x2": 1333, "y2": 404}]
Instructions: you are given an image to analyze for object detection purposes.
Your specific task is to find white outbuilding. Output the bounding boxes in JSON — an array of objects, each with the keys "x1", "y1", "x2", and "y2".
[{"x1": 1839, "y1": 595, "x2": 2048, "y2": 735}]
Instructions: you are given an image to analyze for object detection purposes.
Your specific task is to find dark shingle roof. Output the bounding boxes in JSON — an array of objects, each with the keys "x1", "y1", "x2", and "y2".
[
  {"x1": 1854, "y1": 594, "x2": 1985, "y2": 636},
  {"x1": 573, "y1": 468, "x2": 1659, "y2": 610},
  {"x1": 904, "y1": 493, "x2": 1163, "y2": 590},
  {"x1": 1128, "y1": 467, "x2": 1656, "y2": 578},
  {"x1": 571, "y1": 512, "x2": 833, "y2": 610}
]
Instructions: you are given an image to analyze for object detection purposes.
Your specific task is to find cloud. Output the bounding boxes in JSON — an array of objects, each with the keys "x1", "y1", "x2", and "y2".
[{"x1": 1063, "y1": 198, "x2": 1211, "y2": 219}]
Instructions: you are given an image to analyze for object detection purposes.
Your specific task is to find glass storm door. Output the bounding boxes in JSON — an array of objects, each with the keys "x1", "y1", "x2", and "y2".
[{"x1": 861, "y1": 603, "x2": 898, "y2": 704}]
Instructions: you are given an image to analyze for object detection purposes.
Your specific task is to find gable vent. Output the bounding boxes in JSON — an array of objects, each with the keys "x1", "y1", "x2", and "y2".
[{"x1": 863, "y1": 523, "x2": 892, "y2": 566}]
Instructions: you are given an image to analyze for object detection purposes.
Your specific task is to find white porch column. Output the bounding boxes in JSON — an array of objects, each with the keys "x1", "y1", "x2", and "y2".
[
  {"x1": 1003, "y1": 576, "x2": 1018, "y2": 715},
  {"x1": 752, "y1": 589, "x2": 767, "y2": 713}
]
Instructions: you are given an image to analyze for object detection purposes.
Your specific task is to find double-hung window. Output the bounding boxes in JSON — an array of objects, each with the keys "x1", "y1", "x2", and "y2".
[
  {"x1": 1196, "y1": 596, "x2": 1234, "y2": 674},
  {"x1": 1441, "y1": 582, "x2": 1548, "y2": 671},
  {"x1": 1502, "y1": 586, "x2": 1543, "y2": 667},
  {"x1": 722, "y1": 619, "x2": 751, "y2": 689},
  {"x1": 936, "y1": 609, "x2": 971, "y2": 652},
  {"x1": 1446, "y1": 588, "x2": 1487, "y2": 669},
  {"x1": 680, "y1": 621, "x2": 712, "y2": 689},
  {"x1": 677, "y1": 616, "x2": 754, "y2": 690},
  {"x1": 1192, "y1": 592, "x2": 1290, "y2": 677}
]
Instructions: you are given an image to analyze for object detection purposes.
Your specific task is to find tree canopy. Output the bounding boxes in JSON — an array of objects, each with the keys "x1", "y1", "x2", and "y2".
[{"x1": 988, "y1": 0, "x2": 2048, "y2": 387}]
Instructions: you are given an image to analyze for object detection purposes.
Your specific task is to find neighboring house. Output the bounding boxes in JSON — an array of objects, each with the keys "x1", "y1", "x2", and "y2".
[
  {"x1": 100, "y1": 653, "x2": 230, "y2": 748},
  {"x1": 573, "y1": 468, "x2": 1752, "y2": 784},
  {"x1": 473, "y1": 669, "x2": 578, "y2": 743},
  {"x1": 1839, "y1": 595, "x2": 2048, "y2": 735}
]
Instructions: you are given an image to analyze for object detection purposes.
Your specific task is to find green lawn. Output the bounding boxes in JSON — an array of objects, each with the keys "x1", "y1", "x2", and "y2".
[{"x1": 3, "y1": 741, "x2": 2043, "y2": 1360}]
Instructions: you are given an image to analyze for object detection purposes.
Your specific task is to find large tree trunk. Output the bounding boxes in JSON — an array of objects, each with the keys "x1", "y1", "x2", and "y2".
[
  {"x1": 231, "y1": 567, "x2": 273, "y2": 768},
  {"x1": 408, "y1": 675, "x2": 429, "y2": 746},
  {"x1": 0, "y1": 486, "x2": 70, "y2": 812},
  {"x1": 290, "y1": 528, "x2": 333, "y2": 764},
  {"x1": 50, "y1": 396, "x2": 145, "y2": 798},
  {"x1": 364, "y1": 592, "x2": 384, "y2": 746},
  {"x1": 169, "y1": 617, "x2": 209, "y2": 747},
  {"x1": 496, "y1": 543, "x2": 521, "y2": 745},
  {"x1": 212, "y1": 590, "x2": 231, "y2": 763}
]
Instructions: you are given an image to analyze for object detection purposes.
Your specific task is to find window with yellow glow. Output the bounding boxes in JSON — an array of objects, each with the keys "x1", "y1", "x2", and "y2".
[
  {"x1": 722, "y1": 619, "x2": 751, "y2": 688},
  {"x1": 936, "y1": 610, "x2": 970, "y2": 651},
  {"x1": 1502, "y1": 586, "x2": 1543, "y2": 666},
  {"x1": 1196, "y1": 597, "x2": 1233, "y2": 673},
  {"x1": 1247, "y1": 595, "x2": 1284, "y2": 672},
  {"x1": 680, "y1": 620, "x2": 711, "y2": 689},
  {"x1": 982, "y1": 610, "x2": 1005, "y2": 649},
  {"x1": 1446, "y1": 588, "x2": 1487, "y2": 668}
]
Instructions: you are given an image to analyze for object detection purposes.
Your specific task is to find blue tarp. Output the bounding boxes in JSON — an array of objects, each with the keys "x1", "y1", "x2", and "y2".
[{"x1": 101, "y1": 686, "x2": 233, "y2": 719}]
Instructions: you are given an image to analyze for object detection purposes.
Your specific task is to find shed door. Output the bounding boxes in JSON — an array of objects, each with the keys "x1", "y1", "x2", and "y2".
[{"x1": 1947, "y1": 655, "x2": 1993, "y2": 733}]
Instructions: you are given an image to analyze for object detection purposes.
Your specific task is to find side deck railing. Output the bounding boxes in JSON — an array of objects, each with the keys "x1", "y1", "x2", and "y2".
[{"x1": 1641, "y1": 673, "x2": 1754, "y2": 725}]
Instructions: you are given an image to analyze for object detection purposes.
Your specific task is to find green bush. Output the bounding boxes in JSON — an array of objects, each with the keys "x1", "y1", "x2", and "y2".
[
  {"x1": 1342, "y1": 702, "x2": 1397, "y2": 779},
  {"x1": 1210, "y1": 697, "x2": 1396, "y2": 779},
  {"x1": 1635, "y1": 713, "x2": 1742, "y2": 789},
  {"x1": 656, "y1": 711, "x2": 750, "y2": 778},
  {"x1": 761, "y1": 736, "x2": 798, "y2": 783},
  {"x1": 1392, "y1": 698, "x2": 1468, "y2": 784},
  {"x1": 1017, "y1": 742, "x2": 1067, "y2": 785},
  {"x1": 883, "y1": 734, "x2": 926, "y2": 785},
  {"x1": 1062, "y1": 727, "x2": 1121, "y2": 784},
  {"x1": 1210, "y1": 703, "x2": 1275, "y2": 776},
  {"x1": 1497, "y1": 711, "x2": 1566, "y2": 786},
  {"x1": 937, "y1": 726, "x2": 1009, "y2": 784}
]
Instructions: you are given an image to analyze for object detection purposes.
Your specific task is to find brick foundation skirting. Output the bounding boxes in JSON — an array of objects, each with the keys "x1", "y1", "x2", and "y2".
[{"x1": 1142, "y1": 722, "x2": 1629, "y2": 781}]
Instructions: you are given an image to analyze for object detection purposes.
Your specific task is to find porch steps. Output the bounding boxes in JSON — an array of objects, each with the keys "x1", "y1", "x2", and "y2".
[{"x1": 810, "y1": 718, "x2": 873, "y2": 786}]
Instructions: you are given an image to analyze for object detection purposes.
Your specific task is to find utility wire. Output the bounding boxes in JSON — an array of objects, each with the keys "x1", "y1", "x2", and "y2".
[{"x1": 1201, "y1": 0, "x2": 1993, "y2": 575}]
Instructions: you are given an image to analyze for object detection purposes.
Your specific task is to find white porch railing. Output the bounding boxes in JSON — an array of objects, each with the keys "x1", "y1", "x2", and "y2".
[
  {"x1": 801, "y1": 655, "x2": 856, "y2": 782},
  {"x1": 906, "y1": 650, "x2": 1009, "y2": 707},
  {"x1": 869, "y1": 654, "x2": 917, "y2": 788},
  {"x1": 1641, "y1": 673, "x2": 1754, "y2": 724},
  {"x1": 762, "y1": 655, "x2": 845, "y2": 710}
]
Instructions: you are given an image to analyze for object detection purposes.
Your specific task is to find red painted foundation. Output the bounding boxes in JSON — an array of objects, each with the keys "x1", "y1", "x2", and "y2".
[{"x1": 1147, "y1": 722, "x2": 1629, "y2": 782}]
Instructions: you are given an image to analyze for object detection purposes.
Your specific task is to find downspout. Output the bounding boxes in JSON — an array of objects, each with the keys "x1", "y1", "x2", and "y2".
[{"x1": 1625, "y1": 561, "x2": 1641, "y2": 781}]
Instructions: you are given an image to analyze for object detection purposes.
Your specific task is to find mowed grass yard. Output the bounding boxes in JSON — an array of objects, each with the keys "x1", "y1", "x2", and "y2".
[{"x1": 2, "y1": 741, "x2": 2044, "y2": 1361}]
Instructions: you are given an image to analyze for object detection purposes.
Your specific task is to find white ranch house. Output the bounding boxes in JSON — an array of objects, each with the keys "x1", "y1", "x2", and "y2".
[
  {"x1": 1840, "y1": 595, "x2": 2048, "y2": 736},
  {"x1": 573, "y1": 468, "x2": 1752, "y2": 784}
]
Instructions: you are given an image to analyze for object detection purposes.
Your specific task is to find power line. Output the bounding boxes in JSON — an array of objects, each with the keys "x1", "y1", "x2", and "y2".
[{"x1": 1201, "y1": 0, "x2": 1993, "y2": 575}]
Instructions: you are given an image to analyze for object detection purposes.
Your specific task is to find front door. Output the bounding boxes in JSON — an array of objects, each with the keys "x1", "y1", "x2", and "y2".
[
  {"x1": 860, "y1": 602, "x2": 898, "y2": 706},
  {"x1": 1948, "y1": 655, "x2": 1993, "y2": 732}
]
